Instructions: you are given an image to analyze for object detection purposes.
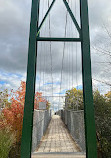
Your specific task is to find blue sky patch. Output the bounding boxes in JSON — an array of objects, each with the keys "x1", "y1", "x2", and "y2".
[
  {"x1": 0, "y1": 80, "x2": 6, "y2": 85},
  {"x1": 44, "y1": 81, "x2": 60, "y2": 86},
  {"x1": 44, "y1": 82, "x2": 53, "y2": 85},
  {"x1": 54, "y1": 89, "x2": 67, "y2": 95},
  {"x1": 76, "y1": 85, "x2": 83, "y2": 90}
]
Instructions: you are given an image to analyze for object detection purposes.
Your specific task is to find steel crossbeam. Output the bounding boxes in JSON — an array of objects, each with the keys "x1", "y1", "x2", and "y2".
[{"x1": 36, "y1": 37, "x2": 81, "y2": 42}]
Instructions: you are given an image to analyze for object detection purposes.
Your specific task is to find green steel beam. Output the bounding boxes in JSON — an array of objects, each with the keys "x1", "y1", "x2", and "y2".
[
  {"x1": 80, "y1": 0, "x2": 97, "y2": 157},
  {"x1": 36, "y1": 37, "x2": 81, "y2": 42},
  {"x1": 21, "y1": 0, "x2": 40, "y2": 158},
  {"x1": 63, "y1": 0, "x2": 81, "y2": 36},
  {"x1": 37, "y1": 0, "x2": 56, "y2": 36}
]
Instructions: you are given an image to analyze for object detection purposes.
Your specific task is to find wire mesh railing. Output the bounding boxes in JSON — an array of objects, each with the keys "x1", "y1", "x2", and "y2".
[
  {"x1": 58, "y1": 109, "x2": 85, "y2": 152},
  {"x1": 32, "y1": 109, "x2": 51, "y2": 152}
]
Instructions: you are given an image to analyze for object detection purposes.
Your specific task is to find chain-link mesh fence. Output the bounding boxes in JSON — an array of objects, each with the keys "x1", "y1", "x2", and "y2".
[
  {"x1": 32, "y1": 109, "x2": 51, "y2": 152},
  {"x1": 59, "y1": 110, "x2": 85, "y2": 152}
]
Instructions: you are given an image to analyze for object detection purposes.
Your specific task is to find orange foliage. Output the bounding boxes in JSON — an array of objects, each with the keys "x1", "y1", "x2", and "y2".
[
  {"x1": 0, "y1": 81, "x2": 49, "y2": 142},
  {"x1": 34, "y1": 92, "x2": 49, "y2": 109}
]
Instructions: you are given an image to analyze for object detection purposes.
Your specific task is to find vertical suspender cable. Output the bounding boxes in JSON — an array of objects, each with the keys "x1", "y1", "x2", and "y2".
[
  {"x1": 71, "y1": 0, "x2": 73, "y2": 88},
  {"x1": 75, "y1": 0, "x2": 79, "y2": 111},
  {"x1": 59, "y1": 8, "x2": 68, "y2": 110},
  {"x1": 48, "y1": 0, "x2": 54, "y2": 110},
  {"x1": 42, "y1": 0, "x2": 45, "y2": 96},
  {"x1": 69, "y1": 1, "x2": 71, "y2": 90},
  {"x1": 39, "y1": 0, "x2": 45, "y2": 92}
]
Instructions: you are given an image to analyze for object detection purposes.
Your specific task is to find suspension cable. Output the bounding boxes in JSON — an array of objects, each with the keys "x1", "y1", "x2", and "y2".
[
  {"x1": 39, "y1": 0, "x2": 45, "y2": 92},
  {"x1": 75, "y1": 0, "x2": 79, "y2": 111},
  {"x1": 71, "y1": 0, "x2": 74, "y2": 88},
  {"x1": 70, "y1": 0, "x2": 75, "y2": 109},
  {"x1": 42, "y1": 0, "x2": 45, "y2": 94},
  {"x1": 69, "y1": 0, "x2": 72, "y2": 90},
  {"x1": 48, "y1": 0, "x2": 54, "y2": 110},
  {"x1": 59, "y1": 3, "x2": 68, "y2": 110}
]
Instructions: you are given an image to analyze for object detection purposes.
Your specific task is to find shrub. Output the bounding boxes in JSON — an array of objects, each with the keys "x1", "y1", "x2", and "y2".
[
  {"x1": 94, "y1": 90, "x2": 111, "y2": 158},
  {"x1": 65, "y1": 88, "x2": 111, "y2": 157},
  {"x1": 0, "y1": 128, "x2": 15, "y2": 158},
  {"x1": 0, "y1": 81, "x2": 50, "y2": 157}
]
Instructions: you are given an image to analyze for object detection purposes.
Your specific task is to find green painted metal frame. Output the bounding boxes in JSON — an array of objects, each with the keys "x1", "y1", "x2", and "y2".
[
  {"x1": 36, "y1": 37, "x2": 81, "y2": 42},
  {"x1": 21, "y1": 0, "x2": 40, "y2": 158},
  {"x1": 62, "y1": 0, "x2": 81, "y2": 36},
  {"x1": 80, "y1": 0, "x2": 97, "y2": 157},
  {"x1": 37, "y1": 0, "x2": 56, "y2": 36},
  {"x1": 21, "y1": 0, "x2": 97, "y2": 158},
  {"x1": 37, "y1": 0, "x2": 81, "y2": 37}
]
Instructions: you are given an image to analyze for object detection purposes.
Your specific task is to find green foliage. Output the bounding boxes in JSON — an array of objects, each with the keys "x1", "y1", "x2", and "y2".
[
  {"x1": 65, "y1": 88, "x2": 111, "y2": 157},
  {"x1": 94, "y1": 90, "x2": 111, "y2": 158},
  {"x1": 9, "y1": 142, "x2": 21, "y2": 158},
  {"x1": 0, "y1": 89, "x2": 9, "y2": 110},
  {"x1": 0, "y1": 81, "x2": 51, "y2": 157},
  {"x1": 65, "y1": 88, "x2": 84, "y2": 110},
  {"x1": 0, "y1": 128, "x2": 15, "y2": 158}
]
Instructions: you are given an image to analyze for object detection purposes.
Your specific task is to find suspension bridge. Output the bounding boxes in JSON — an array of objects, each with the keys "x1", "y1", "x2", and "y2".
[{"x1": 20, "y1": 0, "x2": 97, "y2": 158}]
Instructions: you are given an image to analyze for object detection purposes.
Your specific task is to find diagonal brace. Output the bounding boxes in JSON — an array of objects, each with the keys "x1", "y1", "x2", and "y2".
[
  {"x1": 37, "y1": 0, "x2": 56, "y2": 36},
  {"x1": 63, "y1": 0, "x2": 81, "y2": 36}
]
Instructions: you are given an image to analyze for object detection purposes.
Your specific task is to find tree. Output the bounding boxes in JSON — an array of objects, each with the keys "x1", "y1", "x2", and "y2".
[
  {"x1": 34, "y1": 92, "x2": 50, "y2": 110},
  {"x1": 0, "y1": 81, "x2": 50, "y2": 142},
  {"x1": 94, "y1": 90, "x2": 111, "y2": 158},
  {"x1": 65, "y1": 88, "x2": 111, "y2": 158},
  {"x1": 0, "y1": 81, "x2": 50, "y2": 158},
  {"x1": 65, "y1": 88, "x2": 83, "y2": 110},
  {"x1": 0, "y1": 89, "x2": 9, "y2": 112},
  {"x1": 105, "y1": 91, "x2": 111, "y2": 101}
]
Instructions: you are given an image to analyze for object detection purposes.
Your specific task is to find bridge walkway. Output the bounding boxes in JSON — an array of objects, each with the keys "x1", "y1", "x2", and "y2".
[{"x1": 32, "y1": 115, "x2": 86, "y2": 158}]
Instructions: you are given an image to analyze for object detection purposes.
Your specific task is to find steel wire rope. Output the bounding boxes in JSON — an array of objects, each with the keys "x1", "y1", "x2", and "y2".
[
  {"x1": 45, "y1": 0, "x2": 52, "y2": 107},
  {"x1": 67, "y1": 0, "x2": 71, "y2": 108},
  {"x1": 43, "y1": 0, "x2": 47, "y2": 96},
  {"x1": 66, "y1": 14, "x2": 69, "y2": 108},
  {"x1": 39, "y1": 50, "x2": 41, "y2": 92},
  {"x1": 68, "y1": 0, "x2": 71, "y2": 91},
  {"x1": 42, "y1": 0, "x2": 46, "y2": 97},
  {"x1": 39, "y1": 41, "x2": 42, "y2": 92},
  {"x1": 59, "y1": 5, "x2": 68, "y2": 110},
  {"x1": 39, "y1": 39, "x2": 42, "y2": 92},
  {"x1": 37, "y1": 0, "x2": 44, "y2": 108},
  {"x1": 67, "y1": 14, "x2": 70, "y2": 90},
  {"x1": 75, "y1": 0, "x2": 79, "y2": 111},
  {"x1": 43, "y1": 35, "x2": 46, "y2": 97},
  {"x1": 44, "y1": 0, "x2": 50, "y2": 98},
  {"x1": 69, "y1": 0, "x2": 72, "y2": 91},
  {"x1": 39, "y1": 0, "x2": 45, "y2": 92},
  {"x1": 67, "y1": 13, "x2": 70, "y2": 91},
  {"x1": 41, "y1": 0, "x2": 47, "y2": 101},
  {"x1": 44, "y1": 0, "x2": 49, "y2": 99},
  {"x1": 70, "y1": 0, "x2": 74, "y2": 109},
  {"x1": 44, "y1": 0, "x2": 50, "y2": 103},
  {"x1": 71, "y1": 0, "x2": 74, "y2": 88},
  {"x1": 43, "y1": 0, "x2": 49, "y2": 97},
  {"x1": 48, "y1": 0, "x2": 54, "y2": 110}
]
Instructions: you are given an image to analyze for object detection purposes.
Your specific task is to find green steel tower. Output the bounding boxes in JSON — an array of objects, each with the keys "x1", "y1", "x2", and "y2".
[{"x1": 21, "y1": 0, "x2": 97, "y2": 158}]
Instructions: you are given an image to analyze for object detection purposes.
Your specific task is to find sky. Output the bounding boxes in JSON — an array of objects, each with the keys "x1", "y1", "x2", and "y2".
[{"x1": 0, "y1": 0, "x2": 111, "y2": 110}]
